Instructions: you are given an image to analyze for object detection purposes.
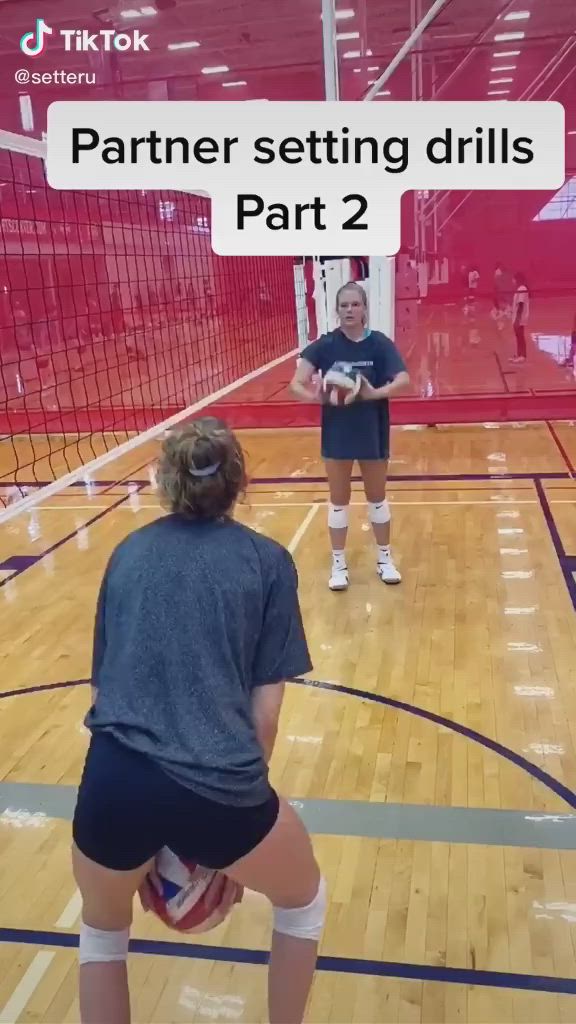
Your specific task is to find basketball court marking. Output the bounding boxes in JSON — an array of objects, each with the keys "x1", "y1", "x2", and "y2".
[
  {"x1": 55, "y1": 892, "x2": 82, "y2": 930},
  {"x1": 0, "y1": 925, "x2": 575, "y2": 997},
  {"x1": 1, "y1": 470, "x2": 572, "y2": 489},
  {"x1": 0, "y1": 349, "x2": 298, "y2": 526},
  {"x1": 1, "y1": 435, "x2": 575, "y2": 1019},
  {"x1": 2, "y1": 472, "x2": 574, "y2": 611},
  {"x1": 0, "y1": 951, "x2": 56, "y2": 1024},
  {"x1": 534, "y1": 478, "x2": 576, "y2": 608},
  {"x1": 287, "y1": 504, "x2": 320, "y2": 553},
  {"x1": 547, "y1": 422, "x2": 576, "y2": 477},
  {"x1": 0, "y1": 881, "x2": 91, "y2": 1022},
  {"x1": 1, "y1": 675, "x2": 574, "y2": 813},
  {"x1": 2, "y1": 779, "x2": 576, "y2": 850},
  {"x1": 0, "y1": 487, "x2": 144, "y2": 590}
]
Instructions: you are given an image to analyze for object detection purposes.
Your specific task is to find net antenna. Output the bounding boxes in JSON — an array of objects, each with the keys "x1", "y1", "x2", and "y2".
[
  {"x1": 312, "y1": 1, "x2": 396, "y2": 343},
  {"x1": 0, "y1": 129, "x2": 299, "y2": 525}
]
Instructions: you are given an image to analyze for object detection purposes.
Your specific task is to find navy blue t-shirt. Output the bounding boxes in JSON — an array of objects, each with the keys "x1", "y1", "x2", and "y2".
[
  {"x1": 86, "y1": 515, "x2": 312, "y2": 806},
  {"x1": 301, "y1": 330, "x2": 406, "y2": 460}
]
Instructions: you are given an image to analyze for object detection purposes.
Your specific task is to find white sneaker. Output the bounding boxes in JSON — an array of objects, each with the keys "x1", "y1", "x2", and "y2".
[
  {"x1": 377, "y1": 558, "x2": 402, "y2": 584},
  {"x1": 329, "y1": 566, "x2": 349, "y2": 591}
]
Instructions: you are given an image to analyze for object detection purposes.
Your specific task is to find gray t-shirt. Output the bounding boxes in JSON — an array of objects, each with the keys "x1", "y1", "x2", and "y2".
[{"x1": 86, "y1": 514, "x2": 312, "y2": 806}]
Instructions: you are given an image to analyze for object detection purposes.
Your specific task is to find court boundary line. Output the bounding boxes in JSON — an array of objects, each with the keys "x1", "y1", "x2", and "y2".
[
  {"x1": 0, "y1": 349, "x2": 298, "y2": 526},
  {"x1": 0, "y1": 926, "x2": 574, "y2": 995},
  {"x1": 547, "y1": 421, "x2": 575, "y2": 478},
  {"x1": 534, "y1": 478, "x2": 576, "y2": 609},
  {"x1": 0, "y1": 486, "x2": 145, "y2": 590},
  {"x1": 2, "y1": 676, "x2": 575, "y2": 811},
  {"x1": 1, "y1": 471, "x2": 571, "y2": 488},
  {"x1": 4, "y1": 472, "x2": 569, "y2": 591},
  {"x1": 291, "y1": 679, "x2": 576, "y2": 810}
]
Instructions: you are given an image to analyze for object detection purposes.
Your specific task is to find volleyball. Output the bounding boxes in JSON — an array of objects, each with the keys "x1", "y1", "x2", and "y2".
[
  {"x1": 139, "y1": 847, "x2": 243, "y2": 934},
  {"x1": 322, "y1": 366, "x2": 361, "y2": 406}
]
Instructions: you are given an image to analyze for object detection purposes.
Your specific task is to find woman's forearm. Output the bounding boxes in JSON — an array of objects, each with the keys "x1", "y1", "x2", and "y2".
[
  {"x1": 370, "y1": 372, "x2": 410, "y2": 400},
  {"x1": 291, "y1": 380, "x2": 318, "y2": 402}
]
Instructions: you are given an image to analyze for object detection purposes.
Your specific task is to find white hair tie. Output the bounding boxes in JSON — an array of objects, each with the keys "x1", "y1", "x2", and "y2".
[{"x1": 189, "y1": 462, "x2": 221, "y2": 478}]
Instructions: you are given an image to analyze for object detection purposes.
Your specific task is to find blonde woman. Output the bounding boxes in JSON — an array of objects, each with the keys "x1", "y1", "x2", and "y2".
[{"x1": 291, "y1": 283, "x2": 409, "y2": 590}]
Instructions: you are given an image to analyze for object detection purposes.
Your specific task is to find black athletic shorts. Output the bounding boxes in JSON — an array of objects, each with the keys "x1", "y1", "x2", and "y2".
[{"x1": 73, "y1": 732, "x2": 280, "y2": 872}]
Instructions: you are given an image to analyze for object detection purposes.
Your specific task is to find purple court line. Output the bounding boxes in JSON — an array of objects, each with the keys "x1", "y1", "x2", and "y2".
[
  {"x1": 534, "y1": 478, "x2": 576, "y2": 612},
  {"x1": 3, "y1": 675, "x2": 575, "y2": 812},
  {"x1": 250, "y1": 488, "x2": 539, "y2": 497},
  {"x1": 0, "y1": 679, "x2": 90, "y2": 700},
  {"x1": 292, "y1": 679, "x2": 576, "y2": 810},
  {"x1": 0, "y1": 472, "x2": 571, "y2": 487},
  {"x1": 3, "y1": 679, "x2": 576, "y2": 990},
  {"x1": 0, "y1": 927, "x2": 574, "y2": 995},
  {"x1": 249, "y1": 473, "x2": 570, "y2": 485},
  {"x1": 547, "y1": 421, "x2": 576, "y2": 478},
  {"x1": 99, "y1": 454, "x2": 156, "y2": 496},
  {"x1": 0, "y1": 488, "x2": 143, "y2": 590}
]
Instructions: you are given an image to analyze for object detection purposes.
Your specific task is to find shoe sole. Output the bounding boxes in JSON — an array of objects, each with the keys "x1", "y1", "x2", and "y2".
[
  {"x1": 329, "y1": 577, "x2": 349, "y2": 591},
  {"x1": 377, "y1": 571, "x2": 402, "y2": 585}
]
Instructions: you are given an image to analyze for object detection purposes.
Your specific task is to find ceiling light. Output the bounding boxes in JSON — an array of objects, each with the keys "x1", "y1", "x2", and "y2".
[
  {"x1": 491, "y1": 65, "x2": 516, "y2": 71},
  {"x1": 377, "y1": 90, "x2": 391, "y2": 96},
  {"x1": 167, "y1": 40, "x2": 200, "y2": 50},
  {"x1": 353, "y1": 68, "x2": 361, "y2": 72},
  {"x1": 140, "y1": 5, "x2": 156, "y2": 13},
  {"x1": 201, "y1": 65, "x2": 230, "y2": 74},
  {"x1": 493, "y1": 50, "x2": 520, "y2": 56},
  {"x1": 503, "y1": 10, "x2": 530, "y2": 19},
  {"x1": 368, "y1": 66, "x2": 379, "y2": 71},
  {"x1": 490, "y1": 77, "x2": 513, "y2": 83},
  {"x1": 222, "y1": 80, "x2": 247, "y2": 87},
  {"x1": 120, "y1": 8, "x2": 141, "y2": 16},
  {"x1": 494, "y1": 31, "x2": 525, "y2": 41},
  {"x1": 568, "y1": 130, "x2": 576, "y2": 135},
  {"x1": 337, "y1": 31, "x2": 360, "y2": 40},
  {"x1": 488, "y1": 89, "x2": 509, "y2": 95},
  {"x1": 343, "y1": 50, "x2": 361, "y2": 58}
]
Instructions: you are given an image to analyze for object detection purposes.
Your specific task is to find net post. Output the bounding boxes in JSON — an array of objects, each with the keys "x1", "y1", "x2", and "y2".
[
  {"x1": 369, "y1": 258, "x2": 396, "y2": 340},
  {"x1": 321, "y1": 0, "x2": 340, "y2": 102}
]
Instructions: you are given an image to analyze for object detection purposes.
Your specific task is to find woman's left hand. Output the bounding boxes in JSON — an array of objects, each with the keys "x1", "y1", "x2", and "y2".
[{"x1": 359, "y1": 376, "x2": 380, "y2": 401}]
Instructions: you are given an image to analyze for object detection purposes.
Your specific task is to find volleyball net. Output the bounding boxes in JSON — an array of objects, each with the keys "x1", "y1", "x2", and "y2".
[
  {"x1": 2, "y1": 120, "x2": 575, "y2": 518},
  {"x1": 0, "y1": 130, "x2": 301, "y2": 512}
]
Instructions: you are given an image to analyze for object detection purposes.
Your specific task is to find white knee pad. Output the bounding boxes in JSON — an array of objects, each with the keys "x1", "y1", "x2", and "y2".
[
  {"x1": 273, "y1": 877, "x2": 327, "y2": 941},
  {"x1": 328, "y1": 504, "x2": 349, "y2": 530},
  {"x1": 368, "y1": 499, "x2": 390, "y2": 525},
  {"x1": 79, "y1": 923, "x2": 130, "y2": 965}
]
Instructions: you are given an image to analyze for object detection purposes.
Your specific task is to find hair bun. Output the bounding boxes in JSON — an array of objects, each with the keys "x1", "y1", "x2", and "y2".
[{"x1": 157, "y1": 418, "x2": 246, "y2": 520}]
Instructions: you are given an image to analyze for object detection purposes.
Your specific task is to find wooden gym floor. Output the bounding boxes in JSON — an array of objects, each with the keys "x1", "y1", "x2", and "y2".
[{"x1": 1, "y1": 420, "x2": 576, "y2": 1023}]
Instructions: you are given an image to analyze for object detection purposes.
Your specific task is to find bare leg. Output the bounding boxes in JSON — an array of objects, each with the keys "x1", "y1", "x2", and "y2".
[
  {"x1": 325, "y1": 459, "x2": 353, "y2": 589},
  {"x1": 73, "y1": 844, "x2": 152, "y2": 1024},
  {"x1": 360, "y1": 458, "x2": 390, "y2": 544},
  {"x1": 225, "y1": 798, "x2": 322, "y2": 1024},
  {"x1": 360, "y1": 460, "x2": 401, "y2": 583}
]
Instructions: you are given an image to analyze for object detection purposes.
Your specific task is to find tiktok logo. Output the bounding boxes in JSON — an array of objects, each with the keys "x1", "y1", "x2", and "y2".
[{"x1": 20, "y1": 19, "x2": 53, "y2": 57}]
